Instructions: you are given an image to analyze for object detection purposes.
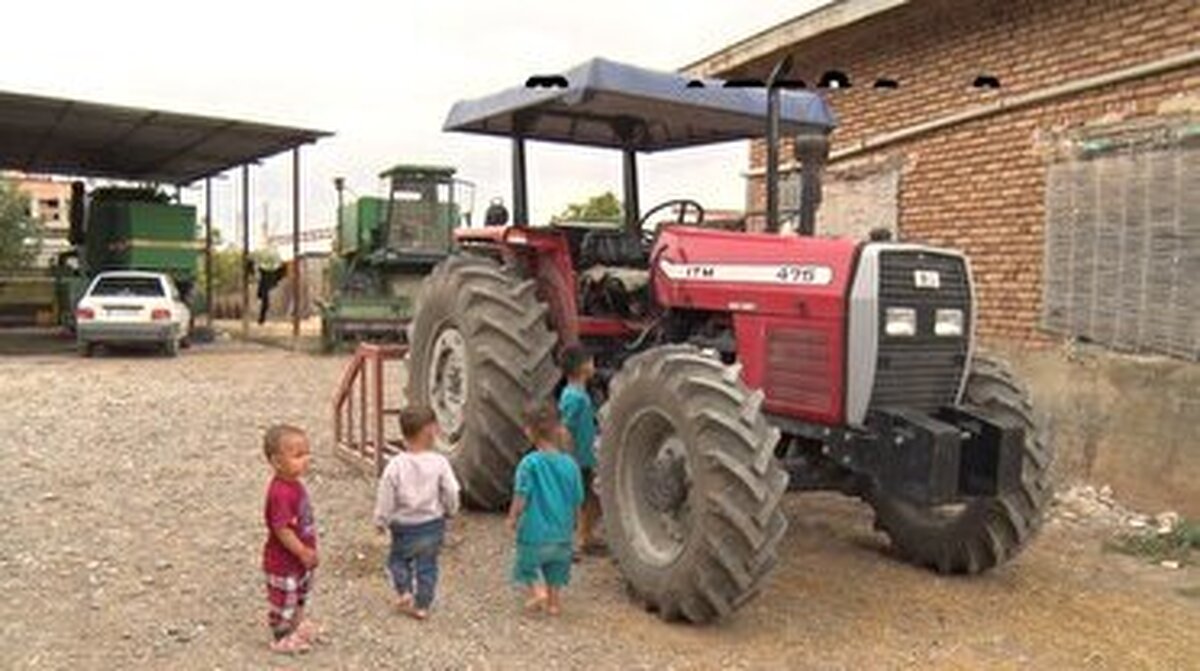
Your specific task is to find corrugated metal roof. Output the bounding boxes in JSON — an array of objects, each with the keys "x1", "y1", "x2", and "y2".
[{"x1": 0, "y1": 90, "x2": 331, "y2": 185}]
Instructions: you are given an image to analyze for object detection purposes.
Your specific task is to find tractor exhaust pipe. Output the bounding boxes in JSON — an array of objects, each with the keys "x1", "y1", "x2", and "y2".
[{"x1": 763, "y1": 56, "x2": 792, "y2": 235}]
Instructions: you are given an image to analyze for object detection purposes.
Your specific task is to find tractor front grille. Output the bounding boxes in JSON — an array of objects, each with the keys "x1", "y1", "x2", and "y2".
[{"x1": 869, "y1": 250, "x2": 971, "y2": 414}]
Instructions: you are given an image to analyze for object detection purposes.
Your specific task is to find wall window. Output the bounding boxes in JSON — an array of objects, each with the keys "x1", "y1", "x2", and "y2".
[{"x1": 1042, "y1": 122, "x2": 1198, "y2": 361}]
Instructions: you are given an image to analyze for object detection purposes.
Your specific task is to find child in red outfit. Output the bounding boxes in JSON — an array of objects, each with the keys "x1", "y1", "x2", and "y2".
[{"x1": 261, "y1": 424, "x2": 319, "y2": 655}]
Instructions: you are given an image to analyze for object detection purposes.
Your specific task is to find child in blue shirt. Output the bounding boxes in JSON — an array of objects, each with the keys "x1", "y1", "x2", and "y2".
[
  {"x1": 558, "y1": 346, "x2": 603, "y2": 556},
  {"x1": 507, "y1": 401, "x2": 584, "y2": 616}
]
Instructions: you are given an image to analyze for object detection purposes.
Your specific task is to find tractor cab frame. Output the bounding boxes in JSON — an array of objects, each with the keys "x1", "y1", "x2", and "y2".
[{"x1": 445, "y1": 58, "x2": 836, "y2": 349}]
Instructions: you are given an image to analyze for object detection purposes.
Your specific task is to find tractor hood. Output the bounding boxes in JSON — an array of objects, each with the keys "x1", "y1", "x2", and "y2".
[
  {"x1": 443, "y1": 58, "x2": 836, "y2": 152},
  {"x1": 652, "y1": 225, "x2": 858, "y2": 315}
]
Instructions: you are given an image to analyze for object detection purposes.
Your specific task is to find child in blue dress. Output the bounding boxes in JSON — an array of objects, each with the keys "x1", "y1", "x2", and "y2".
[
  {"x1": 558, "y1": 346, "x2": 603, "y2": 556},
  {"x1": 507, "y1": 401, "x2": 584, "y2": 616}
]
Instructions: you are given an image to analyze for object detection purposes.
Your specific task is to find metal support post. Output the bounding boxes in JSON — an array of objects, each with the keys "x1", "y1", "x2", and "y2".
[
  {"x1": 204, "y1": 178, "x2": 214, "y2": 328},
  {"x1": 241, "y1": 165, "x2": 250, "y2": 337},
  {"x1": 291, "y1": 148, "x2": 301, "y2": 346}
]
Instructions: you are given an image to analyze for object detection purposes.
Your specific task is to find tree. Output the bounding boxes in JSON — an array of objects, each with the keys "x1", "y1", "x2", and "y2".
[
  {"x1": 555, "y1": 191, "x2": 623, "y2": 223},
  {"x1": 0, "y1": 180, "x2": 43, "y2": 270}
]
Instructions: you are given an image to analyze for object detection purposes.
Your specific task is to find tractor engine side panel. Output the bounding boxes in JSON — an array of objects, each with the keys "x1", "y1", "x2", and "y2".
[{"x1": 652, "y1": 227, "x2": 858, "y2": 425}]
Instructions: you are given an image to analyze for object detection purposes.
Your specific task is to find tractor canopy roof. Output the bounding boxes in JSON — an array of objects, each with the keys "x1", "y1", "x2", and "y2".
[{"x1": 443, "y1": 58, "x2": 837, "y2": 152}]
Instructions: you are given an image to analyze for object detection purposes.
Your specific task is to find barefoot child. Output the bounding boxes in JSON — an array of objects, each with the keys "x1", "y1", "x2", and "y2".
[
  {"x1": 261, "y1": 424, "x2": 319, "y2": 654},
  {"x1": 373, "y1": 406, "x2": 461, "y2": 620},
  {"x1": 507, "y1": 401, "x2": 584, "y2": 616},
  {"x1": 558, "y1": 346, "x2": 603, "y2": 557}
]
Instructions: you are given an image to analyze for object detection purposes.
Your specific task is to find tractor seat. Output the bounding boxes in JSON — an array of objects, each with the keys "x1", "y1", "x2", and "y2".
[{"x1": 579, "y1": 229, "x2": 647, "y2": 269}]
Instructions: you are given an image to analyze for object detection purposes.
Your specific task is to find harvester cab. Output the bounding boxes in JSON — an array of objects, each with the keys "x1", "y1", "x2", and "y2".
[
  {"x1": 321, "y1": 164, "x2": 474, "y2": 349},
  {"x1": 404, "y1": 58, "x2": 1051, "y2": 623},
  {"x1": 377, "y1": 164, "x2": 474, "y2": 260}
]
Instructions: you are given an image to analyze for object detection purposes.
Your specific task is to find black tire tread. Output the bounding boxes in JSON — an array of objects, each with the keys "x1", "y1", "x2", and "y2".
[
  {"x1": 599, "y1": 345, "x2": 788, "y2": 623},
  {"x1": 869, "y1": 353, "x2": 1053, "y2": 574},
  {"x1": 406, "y1": 254, "x2": 558, "y2": 509}
]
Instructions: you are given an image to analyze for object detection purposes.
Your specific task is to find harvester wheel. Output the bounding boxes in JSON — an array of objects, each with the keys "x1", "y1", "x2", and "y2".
[
  {"x1": 406, "y1": 254, "x2": 558, "y2": 509},
  {"x1": 599, "y1": 345, "x2": 788, "y2": 623},
  {"x1": 868, "y1": 354, "x2": 1052, "y2": 574}
]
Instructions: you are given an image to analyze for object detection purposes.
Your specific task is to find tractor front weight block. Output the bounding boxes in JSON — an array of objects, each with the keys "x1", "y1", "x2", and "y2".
[{"x1": 816, "y1": 406, "x2": 1026, "y2": 507}]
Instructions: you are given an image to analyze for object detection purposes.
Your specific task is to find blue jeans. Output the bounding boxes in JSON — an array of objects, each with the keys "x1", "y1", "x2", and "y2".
[{"x1": 387, "y1": 518, "x2": 446, "y2": 609}]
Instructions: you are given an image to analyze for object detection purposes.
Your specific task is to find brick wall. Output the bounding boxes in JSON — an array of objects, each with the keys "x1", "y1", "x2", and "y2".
[{"x1": 730, "y1": 0, "x2": 1199, "y2": 342}]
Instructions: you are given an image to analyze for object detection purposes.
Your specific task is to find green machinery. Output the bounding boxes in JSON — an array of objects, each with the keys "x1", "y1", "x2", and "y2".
[
  {"x1": 56, "y1": 186, "x2": 200, "y2": 328},
  {"x1": 320, "y1": 164, "x2": 473, "y2": 349}
]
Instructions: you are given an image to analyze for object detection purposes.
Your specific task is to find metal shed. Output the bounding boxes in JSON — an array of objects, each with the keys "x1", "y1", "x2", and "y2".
[{"x1": 0, "y1": 89, "x2": 332, "y2": 341}]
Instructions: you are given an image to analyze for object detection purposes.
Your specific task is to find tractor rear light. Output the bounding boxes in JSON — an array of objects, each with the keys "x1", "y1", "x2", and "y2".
[
  {"x1": 76, "y1": 307, "x2": 95, "y2": 321},
  {"x1": 884, "y1": 307, "x2": 917, "y2": 336},
  {"x1": 151, "y1": 308, "x2": 171, "y2": 321},
  {"x1": 935, "y1": 308, "x2": 964, "y2": 336}
]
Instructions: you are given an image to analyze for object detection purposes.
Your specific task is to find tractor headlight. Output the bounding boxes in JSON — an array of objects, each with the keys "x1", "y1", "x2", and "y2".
[
  {"x1": 934, "y1": 308, "x2": 964, "y2": 336},
  {"x1": 884, "y1": 307, "x2": 917, "y2": 337}
]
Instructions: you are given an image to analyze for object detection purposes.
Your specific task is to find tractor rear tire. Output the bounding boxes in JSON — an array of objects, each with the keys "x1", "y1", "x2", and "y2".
[
  {"x1": 868, "y1": 354, "x2": 1052, "y2": 574},
  {"x1": 406, "y1": 254, "x2": 559, "y2": 510},
  {"x1": 599, "y1": 345, "x2": 789, "y2": 623}
]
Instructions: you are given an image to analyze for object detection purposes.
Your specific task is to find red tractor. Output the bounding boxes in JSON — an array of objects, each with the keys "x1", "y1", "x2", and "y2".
[{"x1": 407, "y1": 58, "x2": 1051, "y2": 623}]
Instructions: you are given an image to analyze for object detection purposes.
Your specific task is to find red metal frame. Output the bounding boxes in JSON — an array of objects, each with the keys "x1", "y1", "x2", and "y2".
[{"x1": 332, "y1": 343, "x2": 408, "y2": 475}]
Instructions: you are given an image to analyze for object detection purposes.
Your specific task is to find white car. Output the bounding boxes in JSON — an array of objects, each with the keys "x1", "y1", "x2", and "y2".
[{"x1": 75, "y1": 271, "x2": 191, "y2": 357}]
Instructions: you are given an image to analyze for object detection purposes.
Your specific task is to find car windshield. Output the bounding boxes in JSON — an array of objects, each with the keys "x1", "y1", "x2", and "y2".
[{"x1": 91, "y1": 277, "x2": 164, "y2": 297}]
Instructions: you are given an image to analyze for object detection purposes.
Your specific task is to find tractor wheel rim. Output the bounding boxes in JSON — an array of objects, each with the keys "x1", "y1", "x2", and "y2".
[
  {"x1": 428, "y1": 326, "x2": 469, "y2": 442},
  {"x1": 619, "y1": 408, "x2": 693, "y2": 567}
]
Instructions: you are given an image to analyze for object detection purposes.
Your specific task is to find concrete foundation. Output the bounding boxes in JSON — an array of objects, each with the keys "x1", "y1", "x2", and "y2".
[{"x1": 989, "y1": 340, "x2": 1200, "y2": 517}]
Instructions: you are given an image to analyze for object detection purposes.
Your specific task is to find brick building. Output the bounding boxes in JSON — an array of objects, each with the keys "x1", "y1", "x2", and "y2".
[
  {"x1": 687, "y1": 0, "x2": 1198, "y2": 357},
  {"x1": 2, "y1": 173, "x2": 72, "y2": 267}
]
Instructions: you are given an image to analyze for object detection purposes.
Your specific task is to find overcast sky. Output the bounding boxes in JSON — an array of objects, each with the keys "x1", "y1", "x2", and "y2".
[{"x1": 0, "y1": 1, "x2": 824, "y2": 247}]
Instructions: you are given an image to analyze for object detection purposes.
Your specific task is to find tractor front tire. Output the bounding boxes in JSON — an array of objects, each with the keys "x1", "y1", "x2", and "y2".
[
  {"x1": 599, "y1": 345, "x2": 789, "y2": 623},
  {"x1": 868, "y1": 354, "x2": 1052, "y2": 574},
  {"x1": 406, "y1": 254, "x2": 558, "y2": 510}
]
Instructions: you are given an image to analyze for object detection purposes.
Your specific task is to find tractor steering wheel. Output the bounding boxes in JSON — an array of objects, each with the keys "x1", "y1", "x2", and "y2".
[{"x1": 638, "y1": 199, "x2": 705, "y2": 246}]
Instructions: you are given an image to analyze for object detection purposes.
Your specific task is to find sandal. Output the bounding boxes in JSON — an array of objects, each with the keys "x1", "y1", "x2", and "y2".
[{"x1": 270, "y1": 631, "x2": 311, "y2": 656}]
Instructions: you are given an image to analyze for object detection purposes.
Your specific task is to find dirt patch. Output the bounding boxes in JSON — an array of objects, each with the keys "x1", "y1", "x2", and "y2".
[{"x1": 2, "y1": 342, "x2": 1198, "y2": 669}]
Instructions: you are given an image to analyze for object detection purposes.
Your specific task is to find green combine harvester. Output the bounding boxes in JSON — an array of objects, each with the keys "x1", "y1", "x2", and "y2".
[
  {"x1": 320, "y1": 164, "x2": 473, "y2": 350},
  {"x1": 56, "y1": 186, "x2": 200, "y2": 330}
]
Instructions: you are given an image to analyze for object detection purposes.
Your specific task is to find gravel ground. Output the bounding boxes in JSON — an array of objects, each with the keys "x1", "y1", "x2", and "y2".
[{"x1": 2, "y1": 338, "x2": 1198, "y2": 670}]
